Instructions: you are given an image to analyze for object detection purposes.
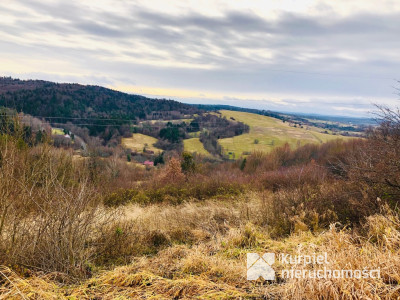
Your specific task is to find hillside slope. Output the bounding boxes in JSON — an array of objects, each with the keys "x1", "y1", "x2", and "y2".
[
  {"x1": 0, "y1": 77, "x2": 198, "y2": 124},
  {"x1": 184, "y1": 137, "x2": 212, "y2": 157},
  {"x1": 218, "y1": 110, "x2": 354, "y2": 158},
  {"x1": 122, "y1": 133, "x2": 162, "y2": 153}
]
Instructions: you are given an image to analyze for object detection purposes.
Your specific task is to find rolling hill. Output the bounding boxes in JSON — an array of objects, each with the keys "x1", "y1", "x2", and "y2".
[
  {"x1": 0, "y1": 77, "x2": 361, "y2": 160},
  {"x1": 0, "y1": 77, "x2": 199, "y2": 128},
  {"x1": 218, "y1": 110, "x2": 354, "y2": 158}
]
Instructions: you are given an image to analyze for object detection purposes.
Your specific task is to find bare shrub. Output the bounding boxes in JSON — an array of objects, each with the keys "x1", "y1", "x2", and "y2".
[
  {"x1": 256, "y1": 162, "x2": 327, "y2": 191},
  {"x1": 0, "y1": 137, "x2": 110, "y2": 278},
  {"x1": 343, "y1": 106, "x2": 400, "y2": 202}
]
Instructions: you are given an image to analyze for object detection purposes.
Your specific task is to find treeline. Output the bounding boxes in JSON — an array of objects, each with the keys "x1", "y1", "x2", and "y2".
[
  {"x1": 0, "y1": 77, "x2": 201, "y2": 140},
  {"x1": 0, "y1": 108, "x2": 49, "y2": 146},
  {"x1": 195, "y1": 114, "x2": 249, "y2": 157},
  {"x1": 128, "y1": 114, "x2": 249, "y2": 155}
]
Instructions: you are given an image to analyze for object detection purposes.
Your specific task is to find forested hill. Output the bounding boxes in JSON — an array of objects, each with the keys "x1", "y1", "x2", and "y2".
[{"x1": 0, "y1": 77, "x2": 199, "y2": 122}]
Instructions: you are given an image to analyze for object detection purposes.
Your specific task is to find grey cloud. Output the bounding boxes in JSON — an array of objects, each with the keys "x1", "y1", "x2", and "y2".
[
  {"x1": 74, "y1": 21, "x2": 126, "y2": 37},
  {"x1": 1, "y1": 0, "x2": 399, "y2": 116},
  {"x1": 7, "y1": 2, "x2": 400, "y2": 69},
  {"x1": 18, "y1": 0, "x2": 85, "y2": 21}
]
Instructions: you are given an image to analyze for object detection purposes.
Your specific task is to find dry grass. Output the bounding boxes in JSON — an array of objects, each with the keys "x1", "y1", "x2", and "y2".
[
  {"x1": 2, "y1": 195, "x2": 400, "y2": 299},
  {"x1": 279, "y1": 213, "x2": 400, "y2": 299}
]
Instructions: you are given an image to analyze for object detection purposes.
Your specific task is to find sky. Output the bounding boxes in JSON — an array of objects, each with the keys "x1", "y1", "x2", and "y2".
[{"x1": 0, "y1": 0, "x2": 399, "y2": 117}]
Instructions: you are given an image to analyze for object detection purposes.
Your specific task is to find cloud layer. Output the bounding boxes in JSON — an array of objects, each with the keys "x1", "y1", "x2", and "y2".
[{"x1": 1, "y1": 0, "x2": 399, "y2": 116}]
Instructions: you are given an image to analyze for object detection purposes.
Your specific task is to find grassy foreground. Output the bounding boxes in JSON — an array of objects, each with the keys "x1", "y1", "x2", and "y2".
[{"x1": 2, "y1": 195, "x2": 399, "y2": 299}]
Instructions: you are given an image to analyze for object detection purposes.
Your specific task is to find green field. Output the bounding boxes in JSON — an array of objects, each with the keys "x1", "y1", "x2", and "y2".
[
  {"x1": 122, "y1": 112, "x2": 353, "y2": 159},
  {"x1": 218, "y1": 110, "x2": 353, "y2": 158},
  {"x1": 121, "y1": 133, "x2": 162, "y2": 153},
  {"x1": 183, "y1": 138, "x2": 212, "y2": 157}
]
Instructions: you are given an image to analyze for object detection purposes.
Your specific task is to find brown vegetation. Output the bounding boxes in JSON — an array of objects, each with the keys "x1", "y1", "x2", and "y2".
[{"x1": 1, "y1": 107, "x2": 400, "y2": 299}]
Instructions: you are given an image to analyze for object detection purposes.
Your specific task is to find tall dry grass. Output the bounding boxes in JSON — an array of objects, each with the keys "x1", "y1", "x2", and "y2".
[
  {"x1": 0, "y1": 136, "x2": 114, "y2": 278},
  {"x1": 1, "y1": 197, "x2": 399, "y2": 299}
]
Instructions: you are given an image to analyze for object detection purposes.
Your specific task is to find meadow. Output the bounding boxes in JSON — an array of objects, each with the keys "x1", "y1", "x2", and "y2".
[
  {"x1": 183, "y1": 137, "x2": 212, "y2": 157},
  {"x1": 218, "y1": 110, "x2": 353, "y2": 158},
  {"x1": 121, "y1": 111, "x2": 353, "y2": 160},
  {"x1": 121, "y1": 133, "x2": 162, "y2": 153}
]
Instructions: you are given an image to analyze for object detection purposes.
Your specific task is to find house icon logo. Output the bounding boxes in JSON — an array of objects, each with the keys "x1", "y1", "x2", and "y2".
[{"x1": 247, "y1": 253, "x2": 275, "y2": 280}]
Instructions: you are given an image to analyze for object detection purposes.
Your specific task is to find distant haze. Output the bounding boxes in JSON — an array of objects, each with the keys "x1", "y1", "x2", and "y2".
[{"x1": 1, "y1": 0, "x2": 399, "y2": 116}]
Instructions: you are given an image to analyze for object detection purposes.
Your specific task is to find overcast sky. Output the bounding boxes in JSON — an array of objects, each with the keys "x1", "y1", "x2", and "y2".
[{"x1": 1, "y1": 0, "x2": 399, "y2": 116}]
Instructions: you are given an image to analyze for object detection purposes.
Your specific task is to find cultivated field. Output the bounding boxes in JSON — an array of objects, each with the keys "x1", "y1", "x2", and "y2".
[
  {"x1": 218, "y1": 110, "x2": 353, "y2": 158},
  {"x1": 121, "y1": 133, "x2": 162, "y2": 153}
]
